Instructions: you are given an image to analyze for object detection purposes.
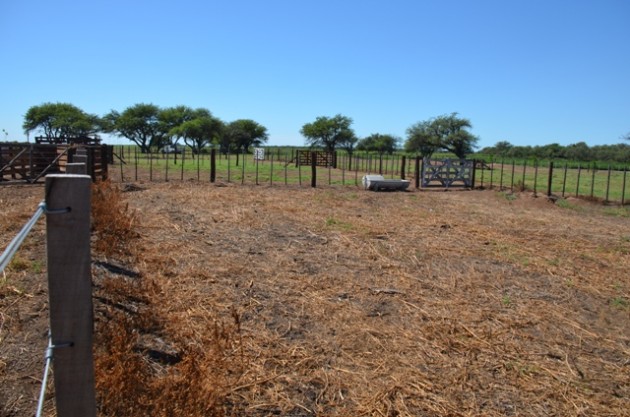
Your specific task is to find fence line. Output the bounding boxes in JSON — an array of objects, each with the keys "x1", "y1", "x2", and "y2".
[
  {"x1": 112, "y1": 146, "x2": 630, "y2": 204},
  {"x1": 1, "y1": 173, "x2": 95, "y2": 417},
  {"x1": 0, "y1": 200, "x2": 50, "y2": 416}
]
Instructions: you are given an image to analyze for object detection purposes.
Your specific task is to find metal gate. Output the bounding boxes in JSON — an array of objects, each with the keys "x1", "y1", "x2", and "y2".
[{"x1": 421, "y1": 158, "x2": 474, "y2": 188}]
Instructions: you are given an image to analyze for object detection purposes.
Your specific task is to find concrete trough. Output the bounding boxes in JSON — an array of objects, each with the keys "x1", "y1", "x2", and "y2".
[{"x1": 362, "y1": 175, "x2": 410, "y2": 191}]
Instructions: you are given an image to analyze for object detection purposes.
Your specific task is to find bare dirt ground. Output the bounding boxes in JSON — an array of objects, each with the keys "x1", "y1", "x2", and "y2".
[{"x1": 1, "y1": 180, "x2": 629, "y2": 416}]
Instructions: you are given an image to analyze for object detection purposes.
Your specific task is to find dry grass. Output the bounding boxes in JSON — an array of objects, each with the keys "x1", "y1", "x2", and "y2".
[
  {"x1": 91, "y1": 181, "x2": 243, "y2": 416},
  {"x1": 91, "y1": 180, "x2": 140, "y2": 258},
  {"x1": 89, "y1": 181, "x2": 629, "y2": 416},
  {"x1": 2, "y1": 180, "x2": 629, "y2": 416}
]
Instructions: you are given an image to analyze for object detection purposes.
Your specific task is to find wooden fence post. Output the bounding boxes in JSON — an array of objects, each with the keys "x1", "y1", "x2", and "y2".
[
  {"x1": 241, "y1": 150, "x2": 246, "y2": 185},
  {"x1": 210, "y1": 149, "x2": 216, "y2": 183},
  {"x1": 547, "y1": 161, "x2": 554, "y2": 197},
  {"x1": 101, "y1": 144, "x2": 109, "y2": 180},
  {"x1": 45, "y1": 174, "x2": 96, "y2": 417},
  {"x1": 414, "y1": 157, "x2": 420, "y2": 189},
  {"x1": 622, "y1": 168, "x2": 627, "y2": 205},
  {"x1": 590, "y1": 164, "x2": 596, "y2": 199},
  {"x1": 605, "y1": 165, "x2": 611, "y2": 203},
  {"x1": 576, "y1": 164, "x2": 582, "y2": 197},
  {"x1": 66, "y1": 163, "x2": 87, "y2": 175},
  {"x1": 165, "y1": 149, "x2": 169, "y2": 182},
  {"x1": 400, "y1": 156, "x2": 406, "y2": 180},
  {"x1": 311, "y1": 151, "x2": 317, "y2": 188},
  {"x1": 87, "y1": 147, "x2": 95, "y2": 181},
  {"x1": 562, "y1": 163, "x2": 568, "y2": 197}
]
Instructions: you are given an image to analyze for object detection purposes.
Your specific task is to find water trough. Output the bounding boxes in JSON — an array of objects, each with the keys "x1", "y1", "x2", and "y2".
[{"x1": 362, "y1": 175, "x2": 410, "y2": 191}]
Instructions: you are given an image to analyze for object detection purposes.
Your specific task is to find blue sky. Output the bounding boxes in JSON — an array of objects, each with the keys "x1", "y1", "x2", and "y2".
[{"x1": 1, "y1": 0, "x2": 628, "y2": 149}]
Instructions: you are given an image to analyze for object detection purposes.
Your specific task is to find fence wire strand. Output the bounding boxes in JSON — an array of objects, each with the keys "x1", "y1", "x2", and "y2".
[
  {"x1": 0, "y1": 201, "x2": 45, "y2": 273},
  {"x1": 36, "y1": 336, "x2": 54, "y2": 417}
]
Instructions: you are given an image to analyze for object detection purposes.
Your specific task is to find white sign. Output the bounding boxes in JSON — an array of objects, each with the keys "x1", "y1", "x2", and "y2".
[{"x1": 254, "y1": 148, "x2": 265, "y2": 161}]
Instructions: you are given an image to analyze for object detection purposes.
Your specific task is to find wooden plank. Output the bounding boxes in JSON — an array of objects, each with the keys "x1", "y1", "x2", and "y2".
[{"x1": 45, "y1": 174, "x2": 96, "y2": 417}]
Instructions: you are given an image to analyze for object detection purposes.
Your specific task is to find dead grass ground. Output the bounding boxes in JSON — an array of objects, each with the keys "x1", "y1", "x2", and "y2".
[{"x1": 1, "y1": 181, "x2": 629, "y2": 416}]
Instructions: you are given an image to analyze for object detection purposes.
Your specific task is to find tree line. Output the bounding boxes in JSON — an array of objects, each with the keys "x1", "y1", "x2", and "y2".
[
  {"x1": 19, "y1": 102, "x2": 630, "y2": 162},
  {"x1": 479, "y1": 140, "x2": 630, "y2": 164},
  {"x1": 22, "y1": 103, "x2": 268, "y2": 155},
  {"x1": 21, "y1": 102, "x2": 481, "y2": 158}
]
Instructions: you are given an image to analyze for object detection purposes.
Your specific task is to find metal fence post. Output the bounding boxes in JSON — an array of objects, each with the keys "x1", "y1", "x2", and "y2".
[{"x1": 45, "y1": 174, "x2": 96, "y2": 417}]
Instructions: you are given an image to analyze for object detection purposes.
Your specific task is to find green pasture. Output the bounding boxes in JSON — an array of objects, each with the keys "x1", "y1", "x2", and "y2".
[
  {"x1": 476, "y1": 161, "x2": 630, "y2": 203},
  {"x1": 112, "y1": 145, "x2": 630, "y2": 203}
]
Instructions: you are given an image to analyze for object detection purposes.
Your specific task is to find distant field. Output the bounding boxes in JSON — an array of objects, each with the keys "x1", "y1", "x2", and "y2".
[{"x1": 110, "y1": 146, "x2": 630, "y2": 204}]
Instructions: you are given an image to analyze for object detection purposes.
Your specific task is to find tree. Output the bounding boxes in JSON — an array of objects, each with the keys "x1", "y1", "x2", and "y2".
[
  {"x1": 23, "y1": 102, "x2": 100, "y2": 142},
  {"x1": 404, "y1": 113, "x2": 478, "y2": 159},
  {"x1": 222, "y1": 119, "x2": 269, "y2": 154},
  {"x1": 432, "y1": 113, "x2": 478, "y2": 158},
  {"x1": 357, "y1": 133, "x2": 399, "y2": 154},
  {"x1": 337, "y1": 131, "x2": 358, "y2": 155},
  {"x1": 159, "y1": 105, "x2": 197, "y2": 148},
  {"x1": 493, "y1": 141, "x2": 513, "y2": 156},
  {"x1": 563, "y1": 142, "x2": 591, "y2": 161},
  {"x1": 300, "y1": 114, "x2": 355, "y2": 153},
  {"x1": 169, "y1": 108, "x2": 223, "y2": 155},
  {"x1": 404, "y1": 120, "x2": 441, "y2": 158},
  {"x1": 104, "y1": 103, "x2": 164, "y2": 153}
]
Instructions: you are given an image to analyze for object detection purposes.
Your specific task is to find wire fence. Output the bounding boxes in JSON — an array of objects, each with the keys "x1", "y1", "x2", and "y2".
[
  {"x1": 111, "y1": 146, "x2": 630, "y2": 205},
  {"x1": 0, "y1": 201, "x2": 45, "y2": 273},
  {"x1": 0, "y1": 201, "x2": 55, "y2": 417}
]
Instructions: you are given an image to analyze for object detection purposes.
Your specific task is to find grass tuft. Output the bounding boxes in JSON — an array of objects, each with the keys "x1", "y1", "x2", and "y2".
[{"x1": 91, "y1": 180, "x2": 140, "y2": 258}]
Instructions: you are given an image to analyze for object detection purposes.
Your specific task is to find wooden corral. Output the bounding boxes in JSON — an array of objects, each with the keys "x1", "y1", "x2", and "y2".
[
  {"x1": 35, "y1": 135, "x2": 101, "y2": 145},
  {"x1": 296, "y1": 150, "x2": 337, "y2": 168},
  {"x1": 0, "y1": 143, "x2": 110, "y2": 183}
]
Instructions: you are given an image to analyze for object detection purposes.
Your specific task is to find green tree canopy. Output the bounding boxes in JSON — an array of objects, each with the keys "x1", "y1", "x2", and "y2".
[
  {"x1": 337, "y1": 131, "x2": 358, "y2": 155},
  {"x1": 300, "y1": 114, "x2": 355, "y2": 153},
  {"x1": 23, "y1": 102, "x2": 100, "y2": 142},
  {"x1": 103, "y1": 103, "x2": 164, "y2": 153},
  {"x1": 480, "y1": 141, "x2": 513, "y2": 156},
  {"x1": 356, "y1": 133, "x2": 399, "y2": 154},
  {"x1": 159, "y1": 105, "x2": 197, "y2": 148},
  {"x1": 169, "y1": 108, "x2": 223, "y2": 155},
  {"x1": 404, "y1": 120, "x2": 441, "y2": 158},
  {"x1": 405, "y1": 113, "x2": 478, "y2": 159},
  {"x1": 222, "y1": 119, "x2": 269, "y2": 153},
  {"x1": 432, "y1": 113, "x2": 478, "y2": 158}
]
